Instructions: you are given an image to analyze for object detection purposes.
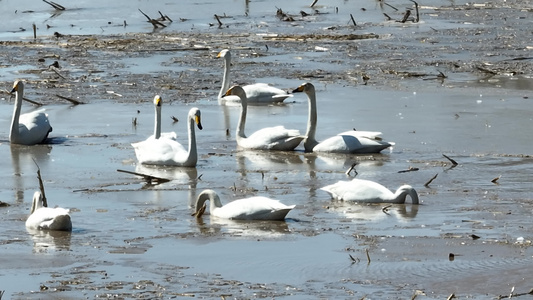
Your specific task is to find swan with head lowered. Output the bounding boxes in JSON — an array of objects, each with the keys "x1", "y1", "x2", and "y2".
[
  {"x1": 321, "y1": 178, "x2": 419, "y2": 204},
  {"x1": 193, "y1": 189, "x2": 295, "y2": 220},
  {"x1": 225, "y1": 85, "x2": 304, "y2": 151},
  {"x1": 26, "y1": 191, "x2": 72, "y2": 231},
  {"x1": 9, "y1": 80, "x2": 53, "y2": 145},
  {"x1": 292, "y1": 82, "x2": 393, "y2": 153},
  {"x1": 217, "y1": 49, "x2": 292, "y2": 104},
  {"x1": 132, "y1": 106, "x2": 203, "y2": 167}
]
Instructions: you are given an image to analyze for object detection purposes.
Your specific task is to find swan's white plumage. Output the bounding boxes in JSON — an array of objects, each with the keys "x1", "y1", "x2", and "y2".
[
  {"x1": 321, "y1": 178, "x2": 419, "y2": 204},
  {"x1": 194, "y1": 189, "x2": 295, "y2": 220},
  {"x1": 217, "y1": 49, "x2": 292, "y2": 104},
  {"x1": 132, "y1": 106, "x2": 202, "y2": 167},
  {"x1": 292, "y1": 82, "x2": 393, "y2": 153},
  {"x1": 25, "y1": 191, "x2": 72, "y2": 231},
  {"x1": 148, "y1": 95, "x2": 177, "y2": 141},
  {"x1": 10, "y1": 80, "x2": 52, "y2": 145},
  {"x1": 225, "y1": 85, "x2": 304, "y2": 151}
]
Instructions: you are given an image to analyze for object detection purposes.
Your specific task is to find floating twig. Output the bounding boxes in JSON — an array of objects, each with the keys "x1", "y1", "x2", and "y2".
[
  {"x1": 345, "y1": 162, "x2": 358, "y2": 177},
  {"x1": 400, "y1": 9, "x2": 411, "y2": 23},
  {"x1": 365, "y1": 248, "x2": 371, "y2": 263},
  {"x1": 117, "y1": 169, "x2": 170, "y2": 184},
  {"x1": 497, "y1": 288, "x2": 533, "y2": 299},
  {"x1": 192, "y1": 203, "x2": 206, "y2": 218},
  {"x1": 43, "y1": 0, "x2": 65, "y2": 11},
  {"x1": 491, "y1": 175, "x2": 501, "y2": 184},
  {"x1": 170, "y1": 116, "x2": 179, "y2": 123},
  {"x1": 382, "y1": 2, "x2": 398, "y2": 11},
  {"x1": 158, "y1": 11, "x2": 173, "y2": 22},
  {"x1": 138, "y1": 9, "x2": 166, "y2": 28},
  {"x1": 310, "y1": 0, "x2": 318, "y2": 8},
  {"x1": 410, "y1": 0, "x2": 419, "y2": 23},
  {"x1": 33, "y1": 159, "x2": 48, "y2": 208},
  {"x1": 442, "y1": 154, "x2": 458, "y2": 166},
  {"x1": 55, "y1": 94, "x2": 84, "y2": 105},
  {"x1": 349, "y1": 14, "x2": 357, "y2": 27},
  {"x1": 424, "y1": 173, "x2": 438, "y2": 187},
  {"x1": 381, "y1": 205, "x2": 392, "y2": 215},
  {"x1": 32, "y1": 23, "x2": 37, "y2": 39},
  {"x1": 447, "y1": 293, "x2": 456, "y2": 300},
  {"x1": 214, "y1": 14, "x2": 223, "y2": 28},
  {"x1": 348, "y1": 254, "x2": 359, "y2": 264},
  {"x1": 398, "y1": 166, "x2": 419, "y2": 173}
]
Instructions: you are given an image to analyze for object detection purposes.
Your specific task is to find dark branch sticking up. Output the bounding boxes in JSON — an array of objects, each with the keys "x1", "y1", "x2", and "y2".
[
  {"x1": 42, "y1": 0, "x2": 65, "y2": 11},
  {"x1": 117, "y1": 169, "x2": 170, "y2": 185},
  {"x1": 33, "y1": 159, "x2": 48, "y2": 207}
]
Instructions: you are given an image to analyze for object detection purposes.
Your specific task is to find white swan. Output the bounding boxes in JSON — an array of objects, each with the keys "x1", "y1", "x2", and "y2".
[
  {"x1": 292, "y1": 82, "x2": 393, "y2": 153},
  {"x1": 224, "y1": 85, "x2": 304, "y2": 151},
  {"x1": 9, "y1": 80, "x2": 53, "y2": 145},
  {"x1": 321, "y1": 178, "x2": 419, "y2": 204},
  {"x1": 25, "y1": 191, "x2": 72, "y2": 231},
  {"x1": 217, "y1": 49, "x2": 293, "y2": 104},
  {"x1": 132, "y1": 107, "x2": 202, "y2": 167},
  {"x1": 194, "y1": 189, "x2": 295, "y2": 220},
  {"x1": 149, "y1": 95, "x2": 177, "y2": 140}
]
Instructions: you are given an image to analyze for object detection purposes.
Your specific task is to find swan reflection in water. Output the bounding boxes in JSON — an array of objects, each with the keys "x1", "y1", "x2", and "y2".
[
  {"x1": 10, "y1": 144, "x2": 53, "y2": 203},
  {"x1": 26, "y1": 228, "x2": 72, "y2": 253},
  {"x1": 194, "y1": 217, "x2": 291, "y2": 238},
  {"x1": 328, "y1": 201, "x2": 419, "y2": 223}
]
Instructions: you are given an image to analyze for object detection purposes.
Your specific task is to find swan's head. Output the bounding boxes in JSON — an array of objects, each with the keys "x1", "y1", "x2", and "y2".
[
  {"x1": 189, "y1": 107, "x2": 203, "y2": 130},
  {"x1": 153, "y1": 95, "x2": 162, "y2": 107},
  {"x1": 194, "y1": 189, "x2": 220, "y2": 216},
  {"x1": 398, "y1": 185, "x2": 419, "y2": 204},
  {"x1": 224, "y1": 85, "x2": 246, "y2": 100},
  {"x1": 217, "y1": 49, "x2": 230, "y2": 59},
  {"x1": 10, "y1": 80, "x2": 24, "y2": 94},
  {"x1": 292, "y1": 82, "x2": 315, "y2": 94}
]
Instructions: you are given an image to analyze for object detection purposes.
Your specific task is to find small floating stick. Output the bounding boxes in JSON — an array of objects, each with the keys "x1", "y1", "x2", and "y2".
[
  {"x1": 424, "y1": 173, "x2": 438, "y2": 187},
  {"x1": 442, "y1": 154, "x2": 458, "y2": 166},
  {"x1": 43, "y1": 0, "x2": 65, "y2": 11},
  {"x1": 491, "y1": 175, "x2": 501, "y2": 184}
]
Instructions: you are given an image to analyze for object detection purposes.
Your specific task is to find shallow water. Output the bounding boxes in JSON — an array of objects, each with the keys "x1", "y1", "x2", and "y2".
[{"x1": 1, "y1": 0, "x2": 533, "y2": 299}]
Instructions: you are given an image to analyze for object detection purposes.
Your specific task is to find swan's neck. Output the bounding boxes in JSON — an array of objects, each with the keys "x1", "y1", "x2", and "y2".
[
  {"x1": 154, "y1": 106, "x2": 161, "y2": 139},
  {"x1": 394, "y1": 187, "x2": 419, "y2": 204},
  {"x1": 304, "y1": 89, "x2": 319, "y2": 152},
  {"x1": 218, "y1": 55, "x2": 231, "y2": 101},
  {"x1": 210, "y1": 193, "x2": 223, "y2": 212},
  {"x1": 196, "y1": 191, "x2": 224, "y2": 214},
  {"x1": 10, "y1": 87, "x2": 23, "y2": 142},
  {"x1": 185, "y1": 114, "x2": 198, "y2": 166},
  {"x1": 236, "y1": 93, "x2": 248, "y2": 140},
  {"x1": 30, "y1": 193, "x2": 43, "y2": 214}
]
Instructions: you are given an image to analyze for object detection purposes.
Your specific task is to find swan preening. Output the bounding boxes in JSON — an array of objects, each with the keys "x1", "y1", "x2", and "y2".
[
  {"x1": 292, "y1": 82, "x2": 393, "y2": 154},
  {"x1": 321, "y1": 178, "x2": 419, "y2": 204},
  {"x1": 9, "y1": 80, "x2": 53, "y2": 145},
  {"x1": 194, "y1": 189, "x2": 295, "y2": 220},
  {"x1": 132, "y1": 103, "x2": 203, "y2": 167},
  {"x1": 225, "y1": 85, "x2": 304, "y2": 151},
  {"x1": 217, "y1": 49, "x2": 292, "y2": 104},
  {"x1": 25, "y1": 191, "x2": 72, "y2": 231}
]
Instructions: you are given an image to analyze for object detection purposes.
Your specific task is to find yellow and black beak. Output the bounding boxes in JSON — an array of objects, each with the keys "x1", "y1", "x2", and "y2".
[
  {"x1": 223, "y1": 87, "x2": 234, "y2": 97},
  {"x1": 292, "y1": 85, "x2": 304, "y2": 93},
  {"x1": 196, "y1": 115, "x2": 203, "y2": 130},
  {"x1": 155, "y1": 96, "x2": 162, "y2": 107}
]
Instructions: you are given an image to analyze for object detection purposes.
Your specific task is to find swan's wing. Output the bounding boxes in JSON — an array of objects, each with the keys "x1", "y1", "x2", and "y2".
[
  {"x1": 132, "y1": 138, "x2": 187, "y2": 165},
  {"x1": 15, "y1": 110, "x2": 52, "y2": 144},
  {"x1": 26, "y1": 207, "x2": 72, "y2": 231},
  {"x1": 321, "y1": 179, "x2": 393, "y2": 202},
  {"x1": 313, "y1": 134, "x2": 392, "y2": 154},
  {"x1": 240, "y1": 126, "x2": 304, "y2": 150},
  {"x1": 214, "y1": 197, "x2": 295, "y2": 220},
  {"x1": 243, "y1": 84, "x2": 293, "y2": 103}
]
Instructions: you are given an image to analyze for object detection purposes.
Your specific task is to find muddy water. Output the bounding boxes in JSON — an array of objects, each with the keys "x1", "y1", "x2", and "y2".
[{"x1": 1, "y1": 0, "x2": 533, "y2": 299}]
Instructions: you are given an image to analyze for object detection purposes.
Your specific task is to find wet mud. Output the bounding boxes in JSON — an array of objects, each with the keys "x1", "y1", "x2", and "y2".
[{"x1": 1, "y1": 0, "x2": 533, "y2": 299}]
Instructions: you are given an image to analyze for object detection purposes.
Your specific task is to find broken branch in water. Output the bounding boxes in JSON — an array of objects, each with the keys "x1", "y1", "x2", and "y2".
[
  {"x1": 348, "y1": 254, "x2": 360, "y2": 264},
  {"x1": 491, "y1": 175, "x2": 501, "y2": 184},
  {"x1": 117, "y1": 169, "x2": 170, "y2": 184},
  {"x1": 400, "y1": 9, "x2": 411, "y2": 23},
  {"x1": 192, "y1": 203, "x2": 206, "y2": 218},
  {"x1": 214, "y1": 14, "x2": 223, "y2": 28},
  {"x1": 345, "y1": 162, "x2": 358, "y2": 176},
  {"x1": 398, "y1": 166, "x2": 419, "y2": 173},
  {"x1": 497, "y1": 288, "x2": 533, "y2": 299},
  {"x1": 310, "y1": 0, "x2": 318, "y2": 8},
  {"x1": 424, "y1": 173, "x2": 438, "y2": 187},
  {"x1": 158, "y1": 11, "x2": 173, "y2": 22},
  {"x1": 381, "y1": 205, "x2": 392, "y2": 215},
  {"x1": 410, "y1": 0, "x2": 420, "y2": 23},
  {"x1": 43, "y1": 0, "x2": 65, "y2": 11},
  {"x1": 442, "y1": 154, "x2": 458, "y2": 166},
  {"x1": 349, "y1": 14, "x2": 357, "y2": 27},
  {"x1": 138, "y1": 9, "x2": 167, "y2": 28},
  {"x1": 33, "y1": 159, "x2": 48, "y2": 207},
  {"x1": 55, "y1": 94, "x2": 84, "y2": 105},
  {"x1": 171, "y1": 116, "x2": 179, "y2": 123},
  {"x1": 365, "y1": 248, "x2": 371, "y2": 264}
]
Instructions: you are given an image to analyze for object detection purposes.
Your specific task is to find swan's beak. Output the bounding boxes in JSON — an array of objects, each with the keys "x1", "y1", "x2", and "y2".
[
  {"x1": 292, "y1": 85, "x2": 304, "y2": 93},
  {"x1": 155, "y1": 96, "x2": 162, "y2": 106},
  {"x1": 195, "y1": 116, "x2": 203, "y2": 130},
  {"x1": 223, "y1": 87, "x2": 233, "y2": 97}
]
